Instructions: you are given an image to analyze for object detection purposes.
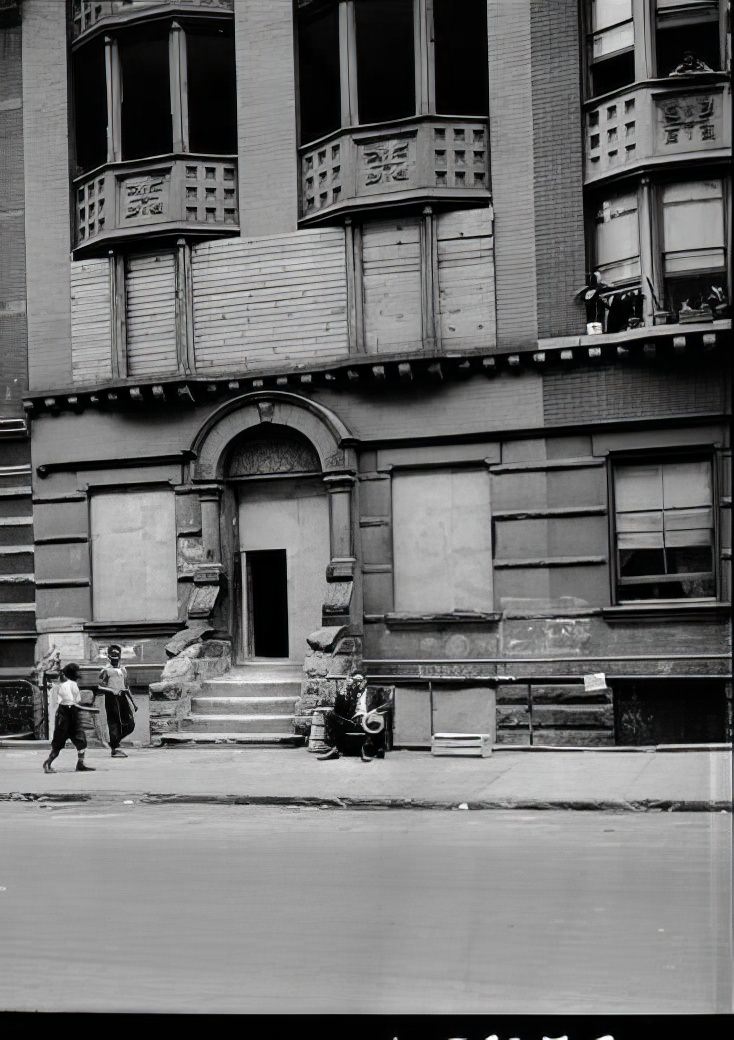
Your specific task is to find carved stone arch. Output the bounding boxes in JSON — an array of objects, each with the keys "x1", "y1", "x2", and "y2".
[{"x1": 191, "y1": 391, "x2": 356, "y2": 482}]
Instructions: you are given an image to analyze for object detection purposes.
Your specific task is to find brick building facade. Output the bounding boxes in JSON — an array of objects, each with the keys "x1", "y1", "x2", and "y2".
[{"x1": 8, "y1": 0, "x2": 733, "y2": 747}]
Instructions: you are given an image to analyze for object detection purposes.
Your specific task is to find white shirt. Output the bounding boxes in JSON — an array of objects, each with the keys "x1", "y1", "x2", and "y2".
[{"x1": 56, "y1": 679, "x2": 81, "y2": 707}]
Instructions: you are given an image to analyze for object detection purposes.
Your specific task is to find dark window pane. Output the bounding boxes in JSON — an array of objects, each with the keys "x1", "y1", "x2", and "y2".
[
  {"x1": 665, "y1": 546, "x2": 713, "y2": 574},
  {"x1": 73, "y1": 39, "x2": 107, "y2": 172},
  {"x1": 434, "y1": 0, "x2": 488, "y2": 115},
  {"x1": 664, "y1": 273, "x2": 728, "y2": 319},
  {"x1": 619, "y1": 548, "x2": 665, "y2": 578},
  {"x1": 120, "y1": 30, "x2": 172, "y2": 160},
  {"x1": 656, "y1": 19, "x2": 721, "y2": 76},
  {"x1": 590, "y1": 49, "x2": 635, "y2": 95},
  {"x1": 356, "y1": 0, "x2": 415, "y2": 124},
  {"x1": 298, "y1": 1, "x2": 341, "y2": 144},
  {"x1": 617, "y1": 578, "x2": 714, "y2": 600},
  {"x1": 187, "y1": 26, "x2": 237, "y2": 153}
]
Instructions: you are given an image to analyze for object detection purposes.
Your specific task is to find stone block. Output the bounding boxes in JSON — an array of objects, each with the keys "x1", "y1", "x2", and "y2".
[
  {"x1": 334, "y1": 637, "x2": 357, "y2": 655},
  {"x1": 305, "y1": 652, "x2": 329, "y2": 678},
  {"x1": 166, "y1": 619, "x2": 212, "y2": 653},
  {"x1": 326, "y1": 654, "x2": 353, "y2": 678},
  {"x1": 306, "y1": 626, "x2": 345, "y2": 652},
  {"x1": 323, "y1": 581, "x2": 353, "y2": 615}
]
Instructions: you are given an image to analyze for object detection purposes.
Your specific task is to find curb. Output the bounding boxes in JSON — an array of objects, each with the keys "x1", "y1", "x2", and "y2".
[{"x1": 1, "y1": 791, "x2": 731, "y2": 812}]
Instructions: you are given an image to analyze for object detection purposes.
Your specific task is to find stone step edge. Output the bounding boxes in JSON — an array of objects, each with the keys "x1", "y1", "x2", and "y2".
[
  {"x1": 185, "y1": 714, "x2": 297, "y2": 722},
  {"x1": 192, "y1": 697, "x2": 299, "y2": 705},
  {"x1": 158, "y1": 733, "x2": 305, "y2": 745}
]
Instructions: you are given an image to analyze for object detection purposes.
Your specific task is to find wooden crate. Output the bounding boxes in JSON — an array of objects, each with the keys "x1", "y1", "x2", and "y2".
[{"x1": 431, "y1": 733, "x2": 492, "y2": 758}]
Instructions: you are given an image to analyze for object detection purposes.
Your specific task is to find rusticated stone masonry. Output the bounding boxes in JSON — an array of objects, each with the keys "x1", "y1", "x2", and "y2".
[
  {"x1": 294, "y1": 625, "x2": 362, "y2": 736},
  {"x1": 149, "y1": 627, "x2": 231, "y2": 738}
]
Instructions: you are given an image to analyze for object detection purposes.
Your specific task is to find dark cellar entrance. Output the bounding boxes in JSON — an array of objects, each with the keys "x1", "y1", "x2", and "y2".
[
  {"x1": 613, "y1": 679, "x2": 729, "y2": 745},
  {"x1": 246, "y1": 549, "x2": 289, "y2": 658}
]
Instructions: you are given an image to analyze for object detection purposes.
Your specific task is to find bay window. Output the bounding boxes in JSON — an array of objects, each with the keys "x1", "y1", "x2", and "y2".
[
  {"x1": 660, "y1": 178, "x2": 727, "y2": 315},
  {"x1": 296, "y1": 0, "x2": 489, "y2": 147}
]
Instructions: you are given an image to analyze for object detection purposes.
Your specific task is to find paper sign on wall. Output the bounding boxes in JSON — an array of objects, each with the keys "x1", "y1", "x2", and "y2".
[{"x1": 584, "y1": 672, "x2": 607, "y2": 692}]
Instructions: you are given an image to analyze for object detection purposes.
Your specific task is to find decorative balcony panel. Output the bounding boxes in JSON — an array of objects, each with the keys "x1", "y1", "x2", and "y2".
[
  {"x1": 584, "y1": 79, "x2": 731, "y2": 184},
  {"x1": 71, "y1": 0, "x2": 233, "y2": 40},
  {"x1": 74, "y1": 156, "x2": 238, "y2": 250},
  {"x1": 299, "y1": 117, "x2": 490, "y2": 221}
]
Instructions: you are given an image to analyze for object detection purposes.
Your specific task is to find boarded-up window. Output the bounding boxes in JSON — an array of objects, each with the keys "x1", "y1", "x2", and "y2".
[
  {"x1": 125, "y1": 252, "x2": 178, "y2": 376},
  {"x1": 613, "y1": 458, "x2": 715, "y2": 601},
  {"x1": 392, "y1": 469, "x2": 493, "y2": 612},
  {"x1": 594, "y1": 191, "x2": 640, "y2": 285},
  {"x1": 91, "y1": 488, "x2": 178, "y2": 621},
  {"x1": 437, "y1": 209, "x2": 495, "y2": 350},
  {"x1": 362, "y1": 218, "x2": 422, "y2": 353},
  {"x1": 70, "y1": 258, "x2": 113, "y2": 385}
]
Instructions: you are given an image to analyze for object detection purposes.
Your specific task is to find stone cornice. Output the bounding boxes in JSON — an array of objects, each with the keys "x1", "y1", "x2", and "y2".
[{"x1": 22, "y1": 321, "x2": 731, "y2": 418}]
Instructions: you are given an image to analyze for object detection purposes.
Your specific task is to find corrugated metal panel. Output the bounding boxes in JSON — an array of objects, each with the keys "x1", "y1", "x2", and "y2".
[
  {"x1": 437, "y1": 208, "x2": 496, "y2": 351},
  {"x1": 192, "y1": 228, "x2": 349, "y2": 372},
  {"x1": 70, "y1": 258, "x2": 113, "y2": 386},
  {"x1": 362, "y1": 218, "x2": 422, "y2": 354},
  {"x1": 125, "y1": 252, "x2": 178, "y2": 377}
]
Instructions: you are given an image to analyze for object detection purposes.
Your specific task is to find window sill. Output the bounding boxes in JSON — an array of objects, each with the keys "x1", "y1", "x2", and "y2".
[
  {"x1": 83, "y1": 620, "x2": 186, "y2": 638},
  {"x1": 384, "y1": 611, "x2": 502, "y2": 629},
  {"x1": 602, "y1": 602, "x2": 729, "y2": 622}
]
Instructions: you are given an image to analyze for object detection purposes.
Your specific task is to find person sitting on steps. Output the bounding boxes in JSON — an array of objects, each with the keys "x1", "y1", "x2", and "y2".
[{"x1": 317, "y1": 672, "x2": 390, "y2": 763}]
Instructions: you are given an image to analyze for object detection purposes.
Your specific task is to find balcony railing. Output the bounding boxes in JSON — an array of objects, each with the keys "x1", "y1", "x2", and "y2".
[
  {"x1": 74, "y1": 155, "x2": 238, "y2": 250},
  {"x1": 71, "y1": 0, "x2": 233, "y2": 40},
  {"x1": 584, "y1": 77, "x2": 731, "y2": 184},
  {"x1": 299, "y1": 116, "x2": 490, "y2": 222}
]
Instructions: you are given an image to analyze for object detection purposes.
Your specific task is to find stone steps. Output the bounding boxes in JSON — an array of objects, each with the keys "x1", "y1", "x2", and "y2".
[
  {"x1": 191, "y1": 695, "x2": 299, "y2": 716},
  {"x1": 181, "y1": 714, "x2": 299, "y2": 734},
  {"x1": 201, "y1": 678, "x2": 301, "y2": 699},
  {"x1": 159, "y1": 732, "x2": 305, "y2": 747}
]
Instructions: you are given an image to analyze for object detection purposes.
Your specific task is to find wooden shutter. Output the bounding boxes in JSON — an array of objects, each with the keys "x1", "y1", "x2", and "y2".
[
  {"x1": 70, "y1": 258, "x2": 113, "y2": 385},
  {"x1": 125, "y1": 252, "x2": 178, "y2": 377},
  {"x1": 437, "y1": 208, "x2": 495, "y2": 350}
]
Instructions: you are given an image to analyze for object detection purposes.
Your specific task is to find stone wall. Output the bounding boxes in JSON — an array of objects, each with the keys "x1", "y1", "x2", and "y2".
[
  {"x1": 294, "y1": 625, "x2": 362, "y2": 735},
  {"x1": 149, "y1": 625, "x2": 232, "y2": 738}
]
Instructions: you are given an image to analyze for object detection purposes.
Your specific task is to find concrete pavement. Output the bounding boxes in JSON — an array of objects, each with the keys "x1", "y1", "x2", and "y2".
[{"x1": 0, "y1": 743, "x2": 730, "y2": 810}]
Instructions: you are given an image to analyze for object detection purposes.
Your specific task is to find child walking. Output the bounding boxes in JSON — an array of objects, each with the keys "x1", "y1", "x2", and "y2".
[
  {"x1": 98, "y1": 643, "x2": 136, "y2": 759},
  {"x1": 42, "y1": 662, "x2": 96, "y2": 774}
]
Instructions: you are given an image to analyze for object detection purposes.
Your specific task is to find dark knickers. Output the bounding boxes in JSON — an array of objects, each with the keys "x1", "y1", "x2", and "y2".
[{"x1": 50, "y1": 705, "x2": 87, "y2": 753}]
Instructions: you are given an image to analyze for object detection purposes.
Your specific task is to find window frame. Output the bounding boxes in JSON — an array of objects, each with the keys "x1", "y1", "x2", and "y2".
[
  {"x1": 296, "y1": 0, "x2": 488, "y2": 147},
  {"x1": 608, "y1": 447, "x2": 720, "y2": 606},
  {"x1": 72, "y1": 16, "x2": 237, "y2": 175}
]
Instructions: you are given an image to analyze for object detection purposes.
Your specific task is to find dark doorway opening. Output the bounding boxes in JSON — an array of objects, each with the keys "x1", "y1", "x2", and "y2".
[
  {"x1": 246, "y1": 549, "x2": 289, "y2": 658},
  {"x1": 613, "y1": 679, "x2": 729, "y2": 745}
]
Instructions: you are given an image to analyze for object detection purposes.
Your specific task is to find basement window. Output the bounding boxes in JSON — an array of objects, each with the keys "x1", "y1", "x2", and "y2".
[
  {"x1": 355, "y1": 0, "x2": 415, "y2": 124},
  {"x1": 613, "y1": 457, "x2": 715, "y2": 602},
  {"x1": 73, "y1": 37, "x2": 107, "y2": 173},
  {"x1": 587, "y1": 0, "x2": 635, "y2": 97},
  {"x1": 297, "y1": 0, "x2": 341, "y2": 144},
  {"x1": 433, "y1": 0, "x2": 488, "y2": 116},
  {"x1": 186, "y1": 25, "x2": 237, "y2": 153},
  {"x1": 119, "y1": 29, "x2": 172, "y2": 160},
  {"x1": 655, "y1": 0, "x2": 721, "y2": 76}
]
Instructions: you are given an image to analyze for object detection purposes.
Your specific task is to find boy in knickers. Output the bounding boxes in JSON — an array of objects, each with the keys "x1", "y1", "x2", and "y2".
[{"x1": 43, "y1": 662, "x2": 96, "y2": 774}]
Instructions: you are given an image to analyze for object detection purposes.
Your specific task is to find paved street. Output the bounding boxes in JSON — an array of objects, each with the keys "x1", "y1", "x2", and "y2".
[{"x1": 0, "y1": 804, "x2": 730, "y2": 1014}]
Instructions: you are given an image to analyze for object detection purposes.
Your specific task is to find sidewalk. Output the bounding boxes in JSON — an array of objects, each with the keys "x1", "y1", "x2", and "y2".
[{"x1": 0, "y1": 743, "x2": 730, "y2": 810}]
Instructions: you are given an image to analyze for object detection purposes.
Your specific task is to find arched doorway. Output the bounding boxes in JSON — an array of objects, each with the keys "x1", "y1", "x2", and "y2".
[
  {"x1": 226, "y1": 425, "x2": 329, "y2": 662},
  {"x1": 189, "y1": 392, "x2": 358, "y2": 668}
]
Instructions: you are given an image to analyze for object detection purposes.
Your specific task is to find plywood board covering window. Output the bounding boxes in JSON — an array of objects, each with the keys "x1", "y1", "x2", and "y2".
[
  {"x1": 91, "y1": 488, "x2": 178, "y2": 621},
  {"x1": 594, "y1": 192, "x2": 640, "y2": 285},
  {"x1": 125, "y1": 252, "x2": 178, "y2": 376},
  {"x1": 392, "y1": 468, "x2": 493, "y2": 612},
  {"x1": 362, "y1": 218, "x2": 422, "y2": 353}
]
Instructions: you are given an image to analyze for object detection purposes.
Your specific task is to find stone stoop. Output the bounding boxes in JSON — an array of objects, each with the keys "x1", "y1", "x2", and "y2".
[{"x1": 163, "y1": 663, "x2": 306, "y2": 746}]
